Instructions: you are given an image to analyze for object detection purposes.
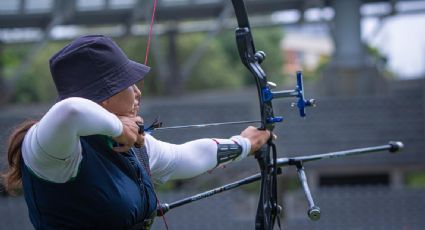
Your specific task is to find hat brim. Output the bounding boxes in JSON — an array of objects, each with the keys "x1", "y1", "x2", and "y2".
[{"x1": 57, "y1": 59, "x2": 150, "y2": 103}]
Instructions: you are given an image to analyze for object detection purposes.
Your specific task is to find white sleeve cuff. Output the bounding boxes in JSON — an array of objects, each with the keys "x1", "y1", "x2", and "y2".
[{"x1": 230, "y1": 135, "x2": 251, "y2": 161}]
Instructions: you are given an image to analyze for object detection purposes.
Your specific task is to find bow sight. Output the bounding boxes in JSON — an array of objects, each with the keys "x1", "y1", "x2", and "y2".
[
  {"x1": 262, "y1": 70, "x2": 316, "y2": 119},
  {"x1": 250, "y1": 68, "x2": 315, "y2": 229}
]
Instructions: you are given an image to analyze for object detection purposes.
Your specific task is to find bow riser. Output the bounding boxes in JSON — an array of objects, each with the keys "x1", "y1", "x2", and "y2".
[{"x1": 231, "y1": 1, "x2": 316, "y2": 229}]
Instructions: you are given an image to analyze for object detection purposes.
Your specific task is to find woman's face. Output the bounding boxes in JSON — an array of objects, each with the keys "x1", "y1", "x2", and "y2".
[{"x1": 101, "y1": 84, "x2": 141, "y2": 116}]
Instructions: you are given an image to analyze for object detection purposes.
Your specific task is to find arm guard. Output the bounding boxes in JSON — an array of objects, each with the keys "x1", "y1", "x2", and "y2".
[{"x1": 216, "y1": 142, "x2": 243, "y2": 168}]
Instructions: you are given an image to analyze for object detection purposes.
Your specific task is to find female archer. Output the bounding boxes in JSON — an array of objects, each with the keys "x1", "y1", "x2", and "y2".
[{"x1": 2, "y1": 35, "x2": 271, "y2": 229}]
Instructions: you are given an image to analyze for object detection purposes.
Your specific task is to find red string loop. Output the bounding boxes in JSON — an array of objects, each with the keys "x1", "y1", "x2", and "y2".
[
  {"x1": 144, "y1": 0, "x2": 158, "y2": 66},
  {"x1": 142, "y1": 1, "x2": 169, "y2": 229}
]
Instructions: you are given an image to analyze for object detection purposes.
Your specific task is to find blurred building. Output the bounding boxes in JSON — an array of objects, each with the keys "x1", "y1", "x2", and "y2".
[{"x1": 281, "y1": 26, "x2": 333, "y2": 74}]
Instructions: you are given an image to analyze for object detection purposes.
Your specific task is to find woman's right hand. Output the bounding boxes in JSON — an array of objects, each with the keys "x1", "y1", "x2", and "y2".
[{"x1": 112, "y1": 116, "x2": 144, "y2": 152}]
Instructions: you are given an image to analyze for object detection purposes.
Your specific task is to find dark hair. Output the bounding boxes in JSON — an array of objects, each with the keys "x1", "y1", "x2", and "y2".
[{"x1": 1, "y1": 120, "x2": 37, "y2": 195}]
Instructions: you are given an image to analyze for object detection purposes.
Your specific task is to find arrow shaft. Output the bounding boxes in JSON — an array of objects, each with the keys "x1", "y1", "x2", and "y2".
[{"x1": 151, "y1": 120, "x2": 261, "y2": 131}]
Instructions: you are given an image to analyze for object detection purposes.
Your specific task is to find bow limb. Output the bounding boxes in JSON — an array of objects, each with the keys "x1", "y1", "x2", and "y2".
[{"x1": 230, "y1": 0, "x2": 277, "y2": 132}]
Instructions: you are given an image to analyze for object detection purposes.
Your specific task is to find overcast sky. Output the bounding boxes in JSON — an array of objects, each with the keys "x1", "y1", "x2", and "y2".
[
  {"x1": 364, "y1": 14, "x2": 425, "y2": 79},
  {"x1": 275, "y1": 2, "x2": 425, "y2": 80}
]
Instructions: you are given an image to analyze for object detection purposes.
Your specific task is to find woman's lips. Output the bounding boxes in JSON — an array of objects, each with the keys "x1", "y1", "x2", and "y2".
[{"x1": 134, "y1": 105, "x2": 140, "y2": 111}]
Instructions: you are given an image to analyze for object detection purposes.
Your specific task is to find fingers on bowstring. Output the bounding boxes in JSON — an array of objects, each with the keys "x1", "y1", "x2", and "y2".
[{"x1": 134, "y1": 116, "x2": 143, "y2": 123}]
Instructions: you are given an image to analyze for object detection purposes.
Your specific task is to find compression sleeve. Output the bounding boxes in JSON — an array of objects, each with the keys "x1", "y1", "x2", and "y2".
[
  {"x1": 22, "y1": 97, "x2": 123, "y2": 183},
  {"x1": 145, "y1": 134, "x2": 251, "y2": 184}
]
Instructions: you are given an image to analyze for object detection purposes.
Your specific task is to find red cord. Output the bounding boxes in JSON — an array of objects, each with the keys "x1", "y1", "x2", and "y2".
[
  {"x1": 144, "y1": 0, "x2": 158, "y2": 66},
  {"x1": 155, "y1": 197, "x2": 169, "y2": 229},
  {"x1": 142, "y1": 1, "x2": 169, "y2": 228}
]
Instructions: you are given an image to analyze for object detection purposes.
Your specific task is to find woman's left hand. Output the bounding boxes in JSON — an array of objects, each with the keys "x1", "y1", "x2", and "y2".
[{"x1": 240, "y1": 126, "x2": 274, "y2": 155}]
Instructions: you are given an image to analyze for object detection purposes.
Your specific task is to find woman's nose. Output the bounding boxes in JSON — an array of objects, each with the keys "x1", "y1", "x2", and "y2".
[{"x1": 133, "y1": 85, "x2": 141, "y2": 96}]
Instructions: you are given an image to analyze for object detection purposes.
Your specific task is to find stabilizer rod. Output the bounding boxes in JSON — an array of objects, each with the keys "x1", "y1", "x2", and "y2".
[
  {"x1": 156, "y1": 141, "x2": 403, "y2": 218},
  {"x1": 157, "y1": 169, "x2": 282, "y2": 216},
  {"x1": 296, "y1": 162, "x2": 321, "y2": 221},
  {"x1": 277, "y1": 141, "x2": 403, "y2": 167}
]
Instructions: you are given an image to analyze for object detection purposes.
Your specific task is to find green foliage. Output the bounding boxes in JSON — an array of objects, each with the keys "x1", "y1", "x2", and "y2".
[
  {"x1": 216, "y1": 27, "x2": 285, "y2": 86},
  {"x1": 17, "y1": 43, "x2": 66, "y2": 103},
  {"x1": 117, "y1": 37, "x2": 148, "y2": 64},
  {"x1": 366, "y1": 44, "x2": 396, "y2": 79},
  {"x1": 366, "y1": 45, "x2": 385, "y2": 62},
  {"x1": 184, "y1": 32, "x2": 245, "y2": 91},
  {"x1": 0, "y1": 26, "x2": 285, "y2": 102},
  {"x1": 406, "y1": 171, "x2": 425, "y2": 188},
  {"x1": 1, "y1": 43, "x2": 31, "y2": 79},
  {"x1": 251, "y1": 27, "x2": 285, "y2": 85},
  {"x1": 1, "y1": 42, "x2": 66, "y2": 103},
  {"x1": 313, "y1": 55, "x2": 330, "y2": 76}
]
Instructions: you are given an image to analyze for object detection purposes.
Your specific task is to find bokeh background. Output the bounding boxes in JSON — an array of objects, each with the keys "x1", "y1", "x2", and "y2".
[{"x1": 1, "y1": 0, "x2": 425, "y2": 229}]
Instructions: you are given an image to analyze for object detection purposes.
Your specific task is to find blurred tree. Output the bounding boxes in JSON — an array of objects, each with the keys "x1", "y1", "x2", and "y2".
[
  {"x1": 1, "y1": 43, "x2": 42, "y2": 103},
  {"x1": 250, "y1": 27, "x2": 285, "y2": 85},
  {"x1": 184, "y1": 32, "x2": 244, "y2": 91},
  {"x1": 314, "y1": 44, "x2": 394, "y2": 81},
  {"x1": 0, "y1": 41, "x2": 7, "y2": 104},
  {"x1": 216, "y1": 27, "x2": 285, "y2": 87},
  {"x1": 0, "y1": 27, "x2": 285, "y2": 102},
  {"x1": 4, "y1": 42, "x2": 66, "y2": 103},
  {"x1": 120, "y1": 27, "x2": 284, "y2": 95},
  {"x1": 406, "y1": 171, "x2": 425, "y2": 188},
  {"x1": 366, "y1": 45, "x2": 395, "y2": 79}
]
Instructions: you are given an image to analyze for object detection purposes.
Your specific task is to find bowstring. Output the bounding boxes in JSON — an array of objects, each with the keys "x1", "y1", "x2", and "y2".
[
  {"x1": 142, "y1": 0, "x2": 169, "y2": 229},
  {"x1": 144, "y1": 0, "x2": 158, "y2": 66}
]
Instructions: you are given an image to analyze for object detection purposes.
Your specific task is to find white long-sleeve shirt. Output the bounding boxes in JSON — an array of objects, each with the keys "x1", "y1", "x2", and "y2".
[{"x1": 22, "y1": 97, "x2": 251, "y2": 184}]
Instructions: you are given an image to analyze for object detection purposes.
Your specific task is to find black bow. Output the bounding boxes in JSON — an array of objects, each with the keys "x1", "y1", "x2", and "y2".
[
  {"x1": 230, "y1": 1, "x2": 279, "y2": 229},
  {"x1": 230, "y1": 1, "x2": 318, "y2": 229},
  {"x1": 153, "y1": 3, "x2": 403, "y2": 227}
]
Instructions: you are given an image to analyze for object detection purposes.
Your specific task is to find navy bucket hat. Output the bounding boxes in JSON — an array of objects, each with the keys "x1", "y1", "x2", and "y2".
[{"x1": 50, "y1": 35, "x2": 150, "y2": 103}]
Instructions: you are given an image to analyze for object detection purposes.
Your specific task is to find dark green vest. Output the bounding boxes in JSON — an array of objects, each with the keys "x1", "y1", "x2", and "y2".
[{"x1": 21, "y1": 135, "x2": 157, "y2": 230}]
